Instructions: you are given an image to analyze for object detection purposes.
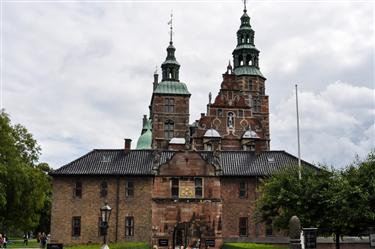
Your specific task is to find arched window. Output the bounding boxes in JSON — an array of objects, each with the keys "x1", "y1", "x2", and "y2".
[
  {"x1": 245, "y1": 35, "x2": 249, "y2": 43},
  {"x1": 227, "y1": 112, "x2": 234, "y2": 128},
  {"x1": 164, "y1": 120, "x2": 174, "y2": 139},
  {"x1": 246, "y1": 55, "x2": 251, "y2": 66},
  {"x1": 205, "y1": 143, "x2": 212, "y2": 151},
  {"x1": 239, "y1": 55, "x2": 243, "y2": 66}
]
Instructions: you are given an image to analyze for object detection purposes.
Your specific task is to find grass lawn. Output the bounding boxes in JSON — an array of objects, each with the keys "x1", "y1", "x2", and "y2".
[
  {"x1": 65, "y1": 242, "x2": 150, "y2": 249},
  {"x1": 222, "y1": 243, "x2": 288, "y2": 249},
  {"x1": 7, "y1": 239, "x2": 40, "y2": 248}
]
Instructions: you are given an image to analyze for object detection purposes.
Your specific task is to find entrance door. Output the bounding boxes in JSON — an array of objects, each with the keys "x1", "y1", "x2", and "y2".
[{"x1": 175, "y1": 229, "x2": 184, "y2": 246}]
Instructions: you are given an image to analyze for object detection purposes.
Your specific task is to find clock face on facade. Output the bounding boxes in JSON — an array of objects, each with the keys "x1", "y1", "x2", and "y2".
[{"x1": 179, "y1": 181, "x2": 195, "y2": 198}]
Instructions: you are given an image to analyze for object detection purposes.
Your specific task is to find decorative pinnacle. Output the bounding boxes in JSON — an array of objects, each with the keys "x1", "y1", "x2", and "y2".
[
  {"x1": 168, "y1": 12, "x2": 174, "y2": 44},
  {"x1": 243, "y1": 0, "x2": 247, "y2": 12}
]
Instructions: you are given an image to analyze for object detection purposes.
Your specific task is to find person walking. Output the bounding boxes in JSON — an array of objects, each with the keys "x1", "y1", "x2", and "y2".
[
  {"x1": 2, "y1": 234, "x2": 7, "y2": 248},
  {"x1": 40, "y1": 232, "x2": 47, "y2": 249},
  {"x1": 23, "y1": 234, "x2": 28, "y2": 246}
]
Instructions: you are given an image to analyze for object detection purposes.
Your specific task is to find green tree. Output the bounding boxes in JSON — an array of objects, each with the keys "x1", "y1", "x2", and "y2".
[
  {"x1": 255, "y1": 154, "x2": 375, "y2": 249},
  {"x1": 254, "y1": 166, "x2": 332, "y2": 230},
  {"x1": 0, "y1": 110, "x2": 51, "y2": 233}
]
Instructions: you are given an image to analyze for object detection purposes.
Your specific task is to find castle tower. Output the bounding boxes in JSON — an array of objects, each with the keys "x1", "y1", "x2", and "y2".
[
  {"x1": 150, "y1": 15, "x2": 191, "y2": 149},
  {"x1": 192, "y1": 5, "x2": 270, "y2": 152}
]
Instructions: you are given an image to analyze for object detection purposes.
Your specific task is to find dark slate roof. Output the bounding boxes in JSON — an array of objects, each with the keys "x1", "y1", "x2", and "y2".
[
  {"x1": 220, "y1": 150, "x2": 317, "y2": 176},
  {"x1": 50, "y1": 149, "x2": 318, "y2": 176},
  {"x1": 50, "y1": 150, "x2": 174, "y2": 176}
]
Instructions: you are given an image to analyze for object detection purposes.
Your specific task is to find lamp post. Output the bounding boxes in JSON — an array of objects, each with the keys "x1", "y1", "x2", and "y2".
[{"x1": 100, "y1": 202, "x2": 112, "y2": 249}]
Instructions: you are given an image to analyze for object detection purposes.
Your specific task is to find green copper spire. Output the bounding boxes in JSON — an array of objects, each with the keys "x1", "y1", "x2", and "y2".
[
  {"x1": 232, "y1": 4, "x2": 264, "y2": 78},
  {"x1": 161, "y1": 13, "x2": 180, "y2": 82},
  {"x1": 136, "y1": 119, "x2": 152, "y2": 150},
  {"x1": 154, "y1": 13, "x2": 190, "y2": 96}
]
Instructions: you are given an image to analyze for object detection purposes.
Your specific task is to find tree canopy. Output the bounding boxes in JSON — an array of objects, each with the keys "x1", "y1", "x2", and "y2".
[
  {"x1": 255, "y1": 152, "x2": 375, "y2": 249},
  {"x1": 0, "y1": 110, "x2": 52, "y2": 233}
]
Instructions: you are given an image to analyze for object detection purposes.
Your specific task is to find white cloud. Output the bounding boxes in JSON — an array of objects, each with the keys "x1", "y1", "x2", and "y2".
[
  {"x1": 271, "y1": 81, "x2": 375, "y2": 168},
  {"x1": 2, "y1": 2, "x2": 374, "y2": 168}
]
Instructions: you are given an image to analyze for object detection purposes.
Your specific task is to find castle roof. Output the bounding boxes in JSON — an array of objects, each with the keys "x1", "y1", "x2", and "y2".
[
  {"x1": 50, "y1": 150, "x2": 318, "y2": 177},
  {"x1": 153, "y1": 81, "x2": 190, "y2": 95}
]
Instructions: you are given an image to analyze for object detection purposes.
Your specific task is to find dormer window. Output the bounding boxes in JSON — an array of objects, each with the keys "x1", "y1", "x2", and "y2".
[
  {"x1": 205, "y1": 143, "x2": 212, "y2": 151},
  {"x1": 101, "y1": 155, "x2": 111, "y2": 163},
  {"x1": 243, "y1": 144, "x2": 255, "y2": 151}
]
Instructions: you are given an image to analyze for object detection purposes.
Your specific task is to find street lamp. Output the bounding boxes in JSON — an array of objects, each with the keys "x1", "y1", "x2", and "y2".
[{"x1": 100, "y1": 202, "x2": 112, "y2": 249}]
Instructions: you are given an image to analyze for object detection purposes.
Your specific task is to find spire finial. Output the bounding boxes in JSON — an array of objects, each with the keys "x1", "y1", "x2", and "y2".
[
  {"x1": 154, "y1": 65, "x2": 158, "y2": 75},
  {"x1": 168, "y1": 11, "x2": 174, "y2": 44},
  {"x1": 243, "y1": 0, "x2": 247, "y2": 12}
]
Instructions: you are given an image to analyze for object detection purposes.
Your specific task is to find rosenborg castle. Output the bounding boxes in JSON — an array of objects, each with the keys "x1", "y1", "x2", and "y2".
[{"x1": 50, "y1": 5, "x2": 316, "y2": 249}]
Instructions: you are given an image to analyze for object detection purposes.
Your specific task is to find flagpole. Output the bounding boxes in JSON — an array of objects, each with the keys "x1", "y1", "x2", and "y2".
[{"x1": 295, "y1": 84, "x2": 301, "y2": 180}]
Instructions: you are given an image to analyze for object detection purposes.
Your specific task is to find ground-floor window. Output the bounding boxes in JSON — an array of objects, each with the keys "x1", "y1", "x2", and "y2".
[
  {"x1": 266, "y1": 219, "x2": 273, "y2": 236},
  {"x1": 125, "y1": 216, "x2": 134, "y2": 237},
  {"x1": 239, "y1": 217, "x2": 248, "y2": 236},
  {"x1": 72, "y1": 216, "x2": 81, "y2": 237}
]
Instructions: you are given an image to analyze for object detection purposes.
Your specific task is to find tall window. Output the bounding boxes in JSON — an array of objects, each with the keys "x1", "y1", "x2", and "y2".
[
  {"x1": 100, "y1": 181, "x2": 108, "y2": 198},
  {"x1": 248, "y1": 80, "x2": 253, "y2": 91},
  {"x1": 164, "y1": 98, "x2": 174, "y2": 112},
  {"x1": 171, "y1": 178, "x2": 179, "y2": 198},
  {"x1": 266, "y1": 219, "x2": 273, "y2": 236},
  {"x1": 125, "y1": 181, "x2": 134, "y2": 197},
  {"x1": 239, "y1": 217, "x2": 248, "y2": 236},
  {"x1": 72, "y1": 216, "x2": 81, "y2": 237},
  {"x1": 195, "y1": 178, "x2": 203, "y2": 198},
  {"x1": 125, "y1": 217, "x2": 134, "y2": 237},
  {"x1": 239, "y1": 181, "x2": 247, "y2": 198},
  {"x1": 74, "y1": 181, "x2": 82, "y2": 198},
  {"x1": 164, "y1": 120, "x2": 174, "y2": 139}
]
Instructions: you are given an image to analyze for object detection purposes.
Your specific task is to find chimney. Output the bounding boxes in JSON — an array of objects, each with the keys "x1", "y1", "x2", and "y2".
[
  {"x1": 153, "y1": 71, "x2": 159, "y2": 90},
  {"x1": 201, "y1": 113, "x2": 205, "y2": 118},
  {"x1": 124, "y1": 139, "x2": 132, "y2": 152}
]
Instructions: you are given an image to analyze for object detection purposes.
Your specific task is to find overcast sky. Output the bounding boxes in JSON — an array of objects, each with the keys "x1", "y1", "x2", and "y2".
[{"x1": 2, "y1": 0, "x2": 374, "y2": 169}]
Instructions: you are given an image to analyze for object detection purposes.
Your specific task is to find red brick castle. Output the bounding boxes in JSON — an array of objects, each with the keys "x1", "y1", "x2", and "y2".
[{"x1": 50, "y1": 5, "x2": 315, "y2": 249}]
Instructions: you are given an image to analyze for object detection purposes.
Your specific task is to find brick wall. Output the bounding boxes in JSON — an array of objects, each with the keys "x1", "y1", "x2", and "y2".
[
  {"x1": 221, "y1": 177, "x2": 266, "y2": 239},
  {"x1": 50, "y1": 176, "x2": 152, "y2": 245}
]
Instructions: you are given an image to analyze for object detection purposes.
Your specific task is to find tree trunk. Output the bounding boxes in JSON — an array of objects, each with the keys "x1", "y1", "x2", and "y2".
[{"x1": 335, "y1": 233, "x2": 340, "y2": 249}]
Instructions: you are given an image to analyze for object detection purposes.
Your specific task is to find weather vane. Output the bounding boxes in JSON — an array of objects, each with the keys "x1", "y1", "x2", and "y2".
[
  {"x1": 243, "y1": 0, "x2": 247, "y2": 12},
  {"x1": 168, "y1": 11, "x2": 174, "y2": 43}
]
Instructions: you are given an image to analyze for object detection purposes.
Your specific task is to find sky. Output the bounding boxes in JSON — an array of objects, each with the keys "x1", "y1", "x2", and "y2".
[{"x1": 2, "y1": 0, "x2": 374, "y2": 169}]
